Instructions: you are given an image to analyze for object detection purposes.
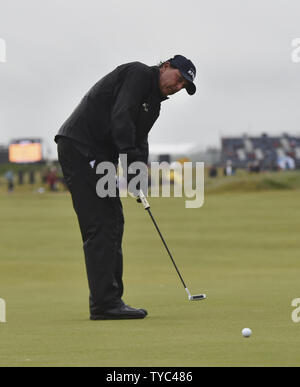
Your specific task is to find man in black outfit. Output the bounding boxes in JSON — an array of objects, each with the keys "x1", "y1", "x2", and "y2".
[{"x1": 55, "y1": 55, "x2": 197, "y2": 320}]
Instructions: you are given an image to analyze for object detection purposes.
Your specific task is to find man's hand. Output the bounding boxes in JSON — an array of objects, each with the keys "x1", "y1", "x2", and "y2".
[
  {"x1": 127, "y1": 163, "x2": 148, "y2": 199},
  {"x1": 127, "y1": 190, "x2": 142, "y2": 203},
  {"x1": 136, "y1": 190, "x2": 150, "y2": 210}
]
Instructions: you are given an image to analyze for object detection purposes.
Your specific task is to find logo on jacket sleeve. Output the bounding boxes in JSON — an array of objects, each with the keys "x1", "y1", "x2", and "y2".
[{"x1": 142, "y1": 103, "x2": 150, "y2": 112}]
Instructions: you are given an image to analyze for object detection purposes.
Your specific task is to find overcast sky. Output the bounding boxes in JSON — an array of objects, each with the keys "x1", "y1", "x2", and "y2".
[{"x1": 0, "y1": 0, "x2": 299, "y2": 158}]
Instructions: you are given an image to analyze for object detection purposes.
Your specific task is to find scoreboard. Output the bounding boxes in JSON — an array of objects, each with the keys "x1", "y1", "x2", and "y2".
[{"x1": 9, "y1": 139, "x2": 43, "y2": 163}]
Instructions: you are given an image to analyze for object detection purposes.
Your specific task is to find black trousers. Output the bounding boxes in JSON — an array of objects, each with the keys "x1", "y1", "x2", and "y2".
[{"x1": 57, "y1": 137, "x2": 124, "y2": 317}]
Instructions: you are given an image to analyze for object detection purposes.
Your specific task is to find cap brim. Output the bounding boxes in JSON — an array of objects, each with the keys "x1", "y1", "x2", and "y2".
[
  {"x1": 186, "y1": 82, "x2": 196, "y2": 95},
  {"x1": 180, "y1": 72, "x2": 196, "y2": 95}
]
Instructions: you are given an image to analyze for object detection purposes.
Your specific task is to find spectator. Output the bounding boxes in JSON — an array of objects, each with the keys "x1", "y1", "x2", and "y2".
[
  {"x1": 41, "y1": 168, "x2": 48, "y2": 184},
  {"x1": 224, "y1": 160, "x2": 235, "y2": 176},
  {"x1": 248, "y1": 161, "x2": 261, "y2": 173},
  {"x1": 5, "y1": 170, "x2": 14, "y2": 192},
  {"x1": 209, "y1": 165, "x2": 218, "y2": 178},
  {"x1": 278, "y1": 156, "x2": 296, "y2": 171},
  {"x1": 46, "y1": 167, "x2": 59, "y2": 191},
  {"x1": 29, "y1": 170, "x2": 36, "y2": 185},
  {"x1": 18, "y1": 170, "x2": 24, "y2": 185}
]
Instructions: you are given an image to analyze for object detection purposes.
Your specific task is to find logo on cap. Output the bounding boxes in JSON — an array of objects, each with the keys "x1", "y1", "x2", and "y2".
[{"x1": 188, "y1": 69, "x2": 195, "y2": 81}]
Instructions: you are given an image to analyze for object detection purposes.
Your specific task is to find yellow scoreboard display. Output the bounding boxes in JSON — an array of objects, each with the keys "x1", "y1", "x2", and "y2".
[{"x1": 9, "y1": 140, "x2": 43, "y2": 163}]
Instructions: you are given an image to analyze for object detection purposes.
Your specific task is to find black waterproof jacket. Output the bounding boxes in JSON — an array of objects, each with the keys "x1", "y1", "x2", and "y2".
[{"x1": 55, "y1": 62, "x2": 167, "y2": 164}]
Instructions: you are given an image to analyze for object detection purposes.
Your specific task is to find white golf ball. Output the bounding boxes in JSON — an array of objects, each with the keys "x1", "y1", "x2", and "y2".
[{"x1": 242, "y1": 328, "x2": 252, "y2": 338}]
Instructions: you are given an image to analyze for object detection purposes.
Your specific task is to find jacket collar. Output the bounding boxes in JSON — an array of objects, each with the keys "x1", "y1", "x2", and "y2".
[{"x1": 151, "y1": 66, "x2": 169, "y2": 102}]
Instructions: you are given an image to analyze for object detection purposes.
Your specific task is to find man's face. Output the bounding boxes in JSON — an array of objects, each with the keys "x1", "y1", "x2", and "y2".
[{"x1": 159, "y1": 62, "x2": 189, "y2": 97}]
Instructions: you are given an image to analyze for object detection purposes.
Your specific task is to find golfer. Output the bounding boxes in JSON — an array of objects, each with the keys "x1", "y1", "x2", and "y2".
[{"x1": 55, "y1": 55, "x2": 197, "y2": 320}]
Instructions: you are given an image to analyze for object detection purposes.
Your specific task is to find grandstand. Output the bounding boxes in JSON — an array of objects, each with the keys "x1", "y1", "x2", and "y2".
[{"x1": 221, "y1": 134, "x2": 300, "y2": 170}]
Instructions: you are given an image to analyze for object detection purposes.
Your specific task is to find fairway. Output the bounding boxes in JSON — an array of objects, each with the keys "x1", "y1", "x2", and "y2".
[{"x1": 0, "y1": 189, "x2": 300, "y2": 367}]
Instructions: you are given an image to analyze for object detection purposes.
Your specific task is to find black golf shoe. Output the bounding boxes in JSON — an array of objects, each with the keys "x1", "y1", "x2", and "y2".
[{"x1": 90, "y1": 304, "x2": 148, "y2": 320}]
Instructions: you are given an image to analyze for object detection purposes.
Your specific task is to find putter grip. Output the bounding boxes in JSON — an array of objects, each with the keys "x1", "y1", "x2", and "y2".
[{"x1": 139, "y1": 190, "x2": 150, "y2": 210}]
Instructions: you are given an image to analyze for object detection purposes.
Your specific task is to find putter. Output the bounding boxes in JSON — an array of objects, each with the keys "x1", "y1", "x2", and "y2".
[{"x1": 138, "y1": 190, "x2": 206, "y2": 302}]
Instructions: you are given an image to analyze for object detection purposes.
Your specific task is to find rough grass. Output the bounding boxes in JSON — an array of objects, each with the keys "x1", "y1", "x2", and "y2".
[{"x1": 205, "y1": 170, "x2": 300, "y2": 193}]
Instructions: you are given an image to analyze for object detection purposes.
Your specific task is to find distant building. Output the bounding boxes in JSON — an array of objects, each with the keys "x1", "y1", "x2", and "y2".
[
  {"x1": 221, "y1": 134, "x2": 300, "y2": 170},
  {"x1": 149, "y1": 143, "x2": 221, "y2": 165},
  {"x1": 148, "y1": 143, "x2": 197, "y2": 163},
  {"x1": 190, "y1": 147, "x2": 221, "y2": 165}
]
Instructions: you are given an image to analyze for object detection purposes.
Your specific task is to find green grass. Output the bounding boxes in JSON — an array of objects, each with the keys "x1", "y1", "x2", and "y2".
[{"x1": 0, "y1": 187, "x2": 300, "y2": 367}]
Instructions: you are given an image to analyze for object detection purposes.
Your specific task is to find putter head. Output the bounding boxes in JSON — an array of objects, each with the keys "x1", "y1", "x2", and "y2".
[
  {"x1": 185, "y1": 288, "x2": 206, "y2": 301},
  {"x1": 189, "y1": 294, "x2": 207, "y2": 301}
]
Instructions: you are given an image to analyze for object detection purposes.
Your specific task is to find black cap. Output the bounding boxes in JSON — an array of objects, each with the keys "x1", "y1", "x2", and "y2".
[{"x1": 169, "y1": 55, "x2": 196, "y2": 95}]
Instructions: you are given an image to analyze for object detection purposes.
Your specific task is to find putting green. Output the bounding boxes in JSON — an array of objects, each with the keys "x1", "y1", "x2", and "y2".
[{"x1": 0, "y1": 189, "x2": 299, "y2": 367}]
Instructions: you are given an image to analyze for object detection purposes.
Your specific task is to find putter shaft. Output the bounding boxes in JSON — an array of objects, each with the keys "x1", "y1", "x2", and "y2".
[
  {"x1": 138, "y1": 190, "x2": 206, "y2": 301},
  {"x1": 146, "y1": 207, "x2": 187, "y2": 290}
]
